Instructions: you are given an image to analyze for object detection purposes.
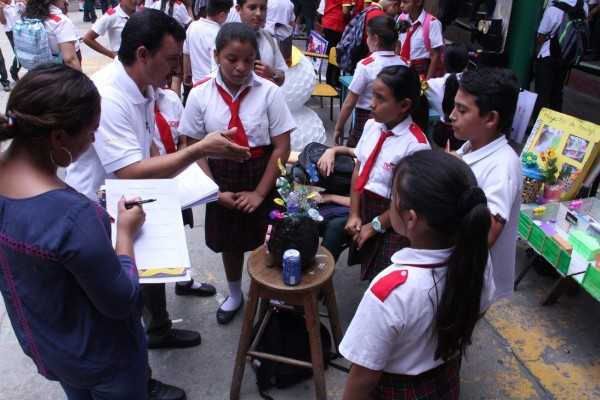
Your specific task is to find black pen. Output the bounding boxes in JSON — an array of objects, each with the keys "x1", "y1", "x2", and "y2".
[{"x1": 125, "y1": 199, "x2": 157, "y2": 209}]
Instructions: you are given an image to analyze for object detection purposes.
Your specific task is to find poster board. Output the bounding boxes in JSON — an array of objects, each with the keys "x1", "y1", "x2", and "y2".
[
  {"x1": 306, "y1": 30, "x2": 328, "y2": 73},
  {"x1": 523, "y1": 108, "x2": 600, "y2": 200},
  {"x1": 510, "y1": 89, "x2": 538, "y2": 144}
]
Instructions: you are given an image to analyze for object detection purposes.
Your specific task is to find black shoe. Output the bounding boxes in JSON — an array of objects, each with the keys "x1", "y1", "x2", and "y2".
[
  {"x1": 216, "y1": 295, "x2": 244, "y2": 325},
  {"x1": 83, "y1": 17, "x2": 91, "y2": 22},
  {"x1": 147, "y1": 378, "x2": 186, "y2": 400},
  {"x1": 3, "y1": 84, "x2": 10, "y2": 92},
  {"x1": 9, "y1": 70, "x2": 18, "y2": 82},
  {"x1": 175, "y1": 279, "x2": 216, "y2": 297},
  {"x1": 147, "y1": 328, "x2": 201, "y2": 349},
  {"x1": 583, "y1": 53, "x2": 600, "y2": 62}
]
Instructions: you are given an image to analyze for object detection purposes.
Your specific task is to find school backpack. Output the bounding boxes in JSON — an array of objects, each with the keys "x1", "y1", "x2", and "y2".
[
  {"x1": 250, "y1": 308, "x2": 333, "y2": 398},
  {"x1": 293, "y1": 142, "x2": 355, "y2": 195},
  {"x1": 336, "y1": 4, "x2": 381, "y2": 74},
  {"x1": 549, "y1": 0, "x2": 590, "y2": 69},
  {"x1": 13, "y1": 18, "x2": 54, "y2": 70},
  {"x1": 398, "y1": 12, "x2": 445, "y2": 77}
]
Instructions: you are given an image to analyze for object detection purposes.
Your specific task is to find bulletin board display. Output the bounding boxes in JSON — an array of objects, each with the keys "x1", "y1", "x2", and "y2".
[{"x1": 523, "y1": 108, "x2": 600, "y2": 200}]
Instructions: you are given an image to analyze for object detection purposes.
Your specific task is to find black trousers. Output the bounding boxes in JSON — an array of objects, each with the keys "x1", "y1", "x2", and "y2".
[
  {"x1": 5, "y1": 31, "x2": 20, "y2": 76},
  {"x1": 323, "y1": 28, "x2": 342, "y2": 87},
  {"x1": 534, "y1": 56, "x2": 567, "y2": 117}
]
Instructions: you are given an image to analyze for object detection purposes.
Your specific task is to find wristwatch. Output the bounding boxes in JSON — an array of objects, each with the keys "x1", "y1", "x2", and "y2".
[
  {"x1": 272, "y1": 72, "x2": 280, "y2": 83},
  {"x1": 372, "y1": 216, "x2": 386, "y2": 233}
]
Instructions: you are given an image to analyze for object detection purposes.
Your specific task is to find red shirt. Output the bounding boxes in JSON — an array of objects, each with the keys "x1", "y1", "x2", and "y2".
[{"x1": 322, "y1": 0, "x2": 352, "y2": 33}]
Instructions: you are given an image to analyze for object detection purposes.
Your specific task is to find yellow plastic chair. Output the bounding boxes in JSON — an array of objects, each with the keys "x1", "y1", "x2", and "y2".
[{"x1": 302, "y1": 48, "x2": 340, "y2": 121}]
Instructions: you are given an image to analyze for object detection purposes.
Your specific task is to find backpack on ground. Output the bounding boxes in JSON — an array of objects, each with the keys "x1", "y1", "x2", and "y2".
[
  {"x1": 336, "y1": 5, "x2": 381, "y2": 74},
  {"x1": 13, "y1": 18, "x2": 54, "y2": 70},
  {"x1": 550, "y1": 0, "x2": 590, "y2": 69},
  {"x1": 399, "y1": 12, "x2": 446, "y2": 77},
  {"x1": 293, "y1": 142, "x2": 355, "y2": 195},
  {"x1": 250, "y1": 308, "x2": 333, "y2": 399}
]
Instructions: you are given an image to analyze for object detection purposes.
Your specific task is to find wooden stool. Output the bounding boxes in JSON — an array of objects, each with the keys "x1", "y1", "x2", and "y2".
[{"x1": 230, "y1": 245, "x2": 343, "y2": 400}]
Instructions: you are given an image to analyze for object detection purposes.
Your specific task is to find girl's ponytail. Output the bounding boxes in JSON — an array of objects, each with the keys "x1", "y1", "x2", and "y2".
[
  {"x1": 434, "y1": 188, "x2": 490, "y2": 361},
  {"x1": 441, "y1": 73, "x2": 459, "y2": 122}
]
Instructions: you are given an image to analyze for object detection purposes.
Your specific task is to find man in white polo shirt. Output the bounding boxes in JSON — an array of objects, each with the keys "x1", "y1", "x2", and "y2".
[{"x1": 66, "y1": 9, "x2": 249, "y2": 400}]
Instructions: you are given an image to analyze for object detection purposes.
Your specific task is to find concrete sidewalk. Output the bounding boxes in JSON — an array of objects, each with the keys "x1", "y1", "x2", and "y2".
[{"x1": 1, "y1": 7, "x2": 600, "y2": 400}]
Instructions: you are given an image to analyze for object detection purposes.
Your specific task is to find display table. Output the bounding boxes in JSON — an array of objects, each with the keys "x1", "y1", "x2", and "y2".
[
  {"x1": 516, "y1": 200, "x2": 600, "y2": 305},
  {"x1": 230, "y1": 245, "x2": 342, "y2": 400}
]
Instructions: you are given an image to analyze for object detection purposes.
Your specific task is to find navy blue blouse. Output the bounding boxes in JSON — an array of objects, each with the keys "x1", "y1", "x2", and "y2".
[{"x1": 0, "y1": 187, "x2": 145, "y2": 388}]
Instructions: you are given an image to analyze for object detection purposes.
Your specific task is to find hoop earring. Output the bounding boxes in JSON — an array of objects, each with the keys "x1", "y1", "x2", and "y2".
[{"x1": 50, "y1": 147, "x2": 73, "y2": 168}]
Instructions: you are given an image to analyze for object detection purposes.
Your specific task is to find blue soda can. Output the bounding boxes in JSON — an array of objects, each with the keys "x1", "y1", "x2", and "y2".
[{"x1": 283, "y1": 249, "x2": 301, "y2": 286}]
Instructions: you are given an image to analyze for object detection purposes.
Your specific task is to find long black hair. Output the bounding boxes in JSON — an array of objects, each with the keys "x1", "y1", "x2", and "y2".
[{"x1": 391, "y1": 150, "x2": 491, "y2": 361}]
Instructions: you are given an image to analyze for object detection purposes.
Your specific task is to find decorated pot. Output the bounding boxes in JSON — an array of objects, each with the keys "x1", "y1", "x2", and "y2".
[{"x1": 268, "y1": 215, "x2": 319, "y2": 270}]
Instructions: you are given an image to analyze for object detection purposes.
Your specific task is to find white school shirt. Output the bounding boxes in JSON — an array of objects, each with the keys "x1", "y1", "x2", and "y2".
[
  {"x1": 349, "y1": 51, "x2": 407, "y2": 110},
  {"x1": 424, "y1": 72, "x2": 462, "y2": 123},
  {"x1": 152, "y1": 87, "x2": 183, "y2": 155},
  {"x1": 65, "y1": 60, "x2": 156, "y2": 200},
  {"x1": 537, "y1": 0, "x2": 579, "y2": 58},
  {"x1": 354, "y1": 116, "x2": 430, "y2": 198},
  {"x1": 226, "y1": 6, "x2": 240, "y2": 23},
  {"x1": 340, "y1": 247, "x2": 495, "y2": 375},
  {"x1": 265, "y1": 0, "x2": 295, "y2": 42},
  {"x1": 398, "y1": 10, "x2": 443, "y2": 61},
  {"x1": 91, "y1": 5, "x2": 135, "y2": 52},
  {"x1": 151, "y1": 0, "x2": 191, "y2": 27},
  {"x1": 183, "y1": 18, "x2": 221, "y2": 83},
  {"x1": 178, "y1": 71, "x2": 296, "y2": 148},
  {"x1": 457, "y1": 136, "x2": 522, "y2": 303},
  {"x1": 45, "y1": 5, "x2": 80, "y2": 56},
  {"x1": 1, "y1": 0, "x2": 25, "y2": 32}
]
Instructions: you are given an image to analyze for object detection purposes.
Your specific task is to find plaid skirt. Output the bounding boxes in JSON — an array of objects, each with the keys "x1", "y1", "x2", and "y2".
[
  {"x1": 410, "y1": 59, "x2": 431, "y2": 76},
  {"x1": 369, "y1": 357, "x2": 461, "y2": 400},
  {"x1": 347, "y1": 191, "x2": 410, "y2": 281},
  {"x1": 346, "y1": 108, "x2": 371, "y2": 148},
  {"x1": 205, "y1": 147, "x2": 275, "y2": 253}
]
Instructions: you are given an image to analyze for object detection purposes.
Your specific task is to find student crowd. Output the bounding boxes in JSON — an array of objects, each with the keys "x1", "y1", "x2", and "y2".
[{"x1": 9, "y1": 0, "x2": 582, "y2": 399}]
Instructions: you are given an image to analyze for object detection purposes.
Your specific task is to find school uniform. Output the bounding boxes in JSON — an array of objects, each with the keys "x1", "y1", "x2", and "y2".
[
  {"x1": 424, "y1": 73, "x2": 466, "y2": 150},
  {"x1": 398, "y1": 9, "x2": 443, "y2": 76},
  {"x1": 1, "y1": 0, "x2": 25, "y2": 77},
  {"x1": 152, "y1": 87, "x2": 183, "y2": 155},
  {"x1": 265, "y1": 0, "x2": 295, "y2": 43},
  {"x1": 351, "y1": 116, "x2": 430, "y2": 280},
  {"x1": 346, "y1": 51, "x2": 407, "y2": 148},
  {"x1": 178, "y1": 71, "x2": 296, "y2": 253},
  {"x1": 150, "y1": 0, "x2": 191, "y2": 27},
  {"x1": 91, "y1": 5, "x2": 136, "y2": 52},
  {"x1": 184, "y1": 18, "x2": 220, "y2": 83},
  {"x1": 457, "y1": 136, "x2": 522, "y2": 303},
  {"x1": 340, "y1": 247, "x2": 495, "y2": 398},
  {"x1": 45, "y1": 5, "x2": 81, "y2": 57}
]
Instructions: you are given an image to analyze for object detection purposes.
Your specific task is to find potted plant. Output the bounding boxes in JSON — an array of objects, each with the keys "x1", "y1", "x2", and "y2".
[{"x1": 539, "y1": 147, "x2": 564, "y2": 203}]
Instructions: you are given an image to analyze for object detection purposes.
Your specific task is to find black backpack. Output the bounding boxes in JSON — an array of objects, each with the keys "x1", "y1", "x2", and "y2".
[
  {"x1": 293, "y1": 142, "x2": 355, "y2": 195},
  {"x1": 549, "y1": 0, "x2": 590, "y2": 69},
  {"x1": 335, "y1": 5, "x2": 381, "y2": 74},
  {"x1": 250, "y1": 308, "x2": 332, "y2": 399}
]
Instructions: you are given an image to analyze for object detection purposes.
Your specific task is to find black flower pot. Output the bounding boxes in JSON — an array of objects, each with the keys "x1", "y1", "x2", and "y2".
[{"x1": 268, "y1": 216, "x2": 319, "y2": 270}]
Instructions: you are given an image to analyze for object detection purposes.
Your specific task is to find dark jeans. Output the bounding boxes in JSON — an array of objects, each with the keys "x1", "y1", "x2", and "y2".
[
  {"x1": 100, "y1": 0, "x2": 118, "y2": 14},
  {"x1": 140, "y1": 283, "x2": 172, "y2": 341},
  {"x1": 320, "y1": 215, "x2": 349, "y2": 262},
  {"x1": 5, "y1": 31, "x2": 20, "y2": 76},
  {"x1": 323, "y1": 28, "x2": 342, "y2": 87},
  {"x1": 59, "y1": 343, "x2": 148, "y2": 400},
  {"x1": 591, "y1": 16, "x2": 600, "y2": 56},
  {"x1": 292, "y1": 0, "x2": 315, "y2": 33},
  {"x1": 0, "y1": 47, "x2": 9, "y2": 87},
  {"x1": 534, "y1": 56, "x2": 567, "y2": 117},
  {"x1": 83, "y1": 0, "x2": 97, "y2": 20}
]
